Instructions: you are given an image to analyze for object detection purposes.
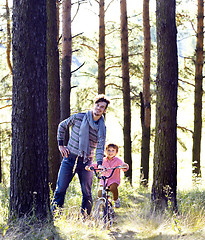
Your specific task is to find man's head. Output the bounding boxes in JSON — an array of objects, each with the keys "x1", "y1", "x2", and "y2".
[
  {"x1": 94, "y1": 94, "x2": 110, "y2": 110},
  {"x1": 92, "y1": 94, "x2": 110, "y2": 120}
]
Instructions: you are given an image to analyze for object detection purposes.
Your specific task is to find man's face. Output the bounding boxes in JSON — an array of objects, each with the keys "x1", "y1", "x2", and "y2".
[{"x1": 92, "y1": 101, "x2": 107, "y2": 117}]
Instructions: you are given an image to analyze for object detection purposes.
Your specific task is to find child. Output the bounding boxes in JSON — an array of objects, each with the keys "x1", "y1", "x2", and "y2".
[{"x1": 97, "y1": 143, "x2": 129, "y2": 208}]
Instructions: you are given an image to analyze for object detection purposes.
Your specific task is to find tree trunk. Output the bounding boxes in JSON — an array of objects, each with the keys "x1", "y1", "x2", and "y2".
[
  {"x1": 0, "y1": 126, "x2": 1, "y2": 183},
  {"x1": 61, "y1": 0, "x2": 72, "y2": 122},
  {"x1": 151, "y1": 0, "x2": 178, "y2": 212},
  {"x1": 6, "y1": 0, "x2": 12, "y2": 74},
  {"x1": 120, "y1": 0, "x2": 132, "y2": 183},
  {"x1": 56, "y1": 0, "x2": 60, "y2": 41},
  {"x1": 47, "y1": 0, "x2": 61, "y2": 191},
  {"x1": 140, "y1": 0, "x2": 151, "y2": 187},
  {"x1": 192, "y1": 0, "x2": 204, "y2": 178},
  {"x1": 98, "y1": 0, "x2": 105, "y2": 94},
  {"x1": 11, "y1": 0, "x2": 49, "y2": 219}
]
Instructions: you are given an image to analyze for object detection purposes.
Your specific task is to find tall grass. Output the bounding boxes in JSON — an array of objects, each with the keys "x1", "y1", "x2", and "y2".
[
  {"x1": 0, "y1": 183, "x2": 9, "y2": 234},
  {"x1": 1, "y1": 176, "x2": 205, "y2": 239}
]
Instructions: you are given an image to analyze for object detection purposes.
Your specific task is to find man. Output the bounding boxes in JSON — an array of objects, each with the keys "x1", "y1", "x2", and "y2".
[{"x1": 51, "y1": 94, "x2": 110, "y2": 216}]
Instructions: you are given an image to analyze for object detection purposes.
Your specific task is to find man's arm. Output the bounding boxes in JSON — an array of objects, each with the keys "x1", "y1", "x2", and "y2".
[
  {"x1": 95, "y1": 137, "x2": 106, "y2": 168},
  {"x1": 57, "y1": 114, "x2": 76, "y2": 157}
]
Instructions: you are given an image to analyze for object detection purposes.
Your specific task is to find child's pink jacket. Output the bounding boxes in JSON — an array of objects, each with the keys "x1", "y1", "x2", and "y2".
[{"x1": 97, "y1": 156, "x2": 129, "y2": 187}]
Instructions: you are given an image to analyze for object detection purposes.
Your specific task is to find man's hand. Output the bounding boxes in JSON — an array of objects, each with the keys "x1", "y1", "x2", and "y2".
[
  {"x1": 98, "y1": 165, "x2": 106, "y2": 171},
  {"x1": 58, "y1": 145, "x2": 70, "y2": 158},
  {"x1": 85, "y1": 165, "x2": 92, "y2": 171}
]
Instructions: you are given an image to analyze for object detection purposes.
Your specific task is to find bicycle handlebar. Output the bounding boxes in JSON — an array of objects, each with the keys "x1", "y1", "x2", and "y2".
[{"x1": 88, "y1": 165, "x2": 126, "y2": 180}]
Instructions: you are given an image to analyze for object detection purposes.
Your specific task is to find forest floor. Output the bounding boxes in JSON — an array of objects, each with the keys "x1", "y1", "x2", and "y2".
[
  {"x1": 2, "y1": 181, "x2": 205, "y2": 239},
  {"x1": 51, "y1": 187, "x2": 205, "y2": 240}
]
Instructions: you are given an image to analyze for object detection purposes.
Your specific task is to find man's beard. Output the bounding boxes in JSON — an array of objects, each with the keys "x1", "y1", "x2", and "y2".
[{"x1": 93, "y1": 111, "x2": 100, "y2": 116}]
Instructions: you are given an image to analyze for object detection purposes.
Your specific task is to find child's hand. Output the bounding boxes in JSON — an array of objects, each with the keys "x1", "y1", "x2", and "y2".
[{"x1": 121, "y1": 163, "x2": 129, "y2": 170}]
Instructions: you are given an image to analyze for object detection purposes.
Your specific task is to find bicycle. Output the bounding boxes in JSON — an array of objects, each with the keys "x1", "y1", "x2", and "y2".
[{"x1": 88, "y1": 165, "x2": 126, "y2": 229}]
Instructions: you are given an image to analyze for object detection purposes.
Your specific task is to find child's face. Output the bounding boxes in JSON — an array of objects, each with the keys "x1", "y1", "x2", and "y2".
[{"x1": 106, "y1": 147, "x2": 117, "y2": 159}]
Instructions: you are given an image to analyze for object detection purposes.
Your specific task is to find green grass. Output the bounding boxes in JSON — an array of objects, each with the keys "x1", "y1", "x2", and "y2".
[{"x1": 1, "y1": 177, "x2": 205, "y2": 239}]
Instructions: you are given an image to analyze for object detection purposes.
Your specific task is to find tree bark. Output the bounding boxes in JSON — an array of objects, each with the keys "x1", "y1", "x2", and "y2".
[
  {"x1": 151, "y1": 0, "x2": 178, "y2": 212},
  {"x1": 47, "y1": 0, "x2": 61, "y2": 191},
  {"x1": 61, "y1": 0, "x2": 72, "y2": 122},
  {"x1": 6, "y1": 0, "x2": 12, "y2": 74},
  {"x1": 140, "y1": 0, "x2": 151, "y2": 187},
  {"x1": 0, "y1": 126, "x2": 1, "y2": 183},
  {"x1": 120, "y1": 0, "x2": 132, "y2": 183},
  {"x1": 11, "y1": 0, "x2": 49, "y2": 219},
  {"x1": 192, "y1": 0, "x2": 204, "y2": 178},
  {"x1": 98, "y1": 0, "x2": 106, "y2": 94},
  {"x1": 56, "y1": 0, "x2": 60, "y2": 41}
]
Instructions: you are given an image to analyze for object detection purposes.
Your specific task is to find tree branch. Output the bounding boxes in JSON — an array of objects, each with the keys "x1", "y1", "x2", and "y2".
[
  {"x1": 71, "y1": 62, "x2": 85, "y2": 73},
  {"x1": 81, "y1": 43, "x2": 98, "y2": 54},
  {"x1": 0, "y1": 97, "x2": 12, "y2": 101},
  {"x1": 178, "y1": 78, "x2": 195, "y2": 87},
  {"x1": 105, "y1": 65, "x2": 121, "y2": 72},
  {"x1": 72, "y1": 32, "x2": 84, "y2": 38},
  {"x1": 177, "y1": 125, "x2": 193, "y2": 134},
  {"x1": 0, "y1": 105, "x2": 12, "y2": 110},
  {"x1": 105, "y1": 0, "x2": 115, "y2": 13}
]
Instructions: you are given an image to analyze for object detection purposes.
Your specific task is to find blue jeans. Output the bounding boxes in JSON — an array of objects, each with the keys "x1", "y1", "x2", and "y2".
[{"x1": 51, "y1": 155, "x2": 93, "y2": 215}]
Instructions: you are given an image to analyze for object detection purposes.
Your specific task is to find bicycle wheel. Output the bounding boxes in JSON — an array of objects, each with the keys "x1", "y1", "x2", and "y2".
[
  {"x1": 93, "y1": 198, "x2": 106, "y2": 226},
  {"x1": 93, "y1": 198, "x2": 114, "y2": 229},
  {"x1": 107, "y1": 200, "x2": 114, "y2": 228}
]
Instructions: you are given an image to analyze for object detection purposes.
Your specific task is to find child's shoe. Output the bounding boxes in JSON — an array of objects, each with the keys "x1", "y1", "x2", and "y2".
[{"x1": 114, "y1": 198, "x2": 121, "y2": 208}]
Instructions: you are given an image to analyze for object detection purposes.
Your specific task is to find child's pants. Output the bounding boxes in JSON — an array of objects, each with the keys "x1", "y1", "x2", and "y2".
[{"x1": 98, "y1": 183, "x2": 118, "y2": 201}]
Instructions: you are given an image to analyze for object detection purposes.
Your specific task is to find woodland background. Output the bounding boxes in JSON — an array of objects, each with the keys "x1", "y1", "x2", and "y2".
[{"x1": 0, "y1": 0, "x2": 205, "y2": 239}]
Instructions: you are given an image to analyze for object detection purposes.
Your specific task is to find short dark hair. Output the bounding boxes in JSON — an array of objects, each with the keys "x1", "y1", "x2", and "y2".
[
  {"x1": 94, "y1": 94, "x2": 110, "y2": 109},
  {"x1": 105, "y1": 143, "x2": 119, "y2": 153}
]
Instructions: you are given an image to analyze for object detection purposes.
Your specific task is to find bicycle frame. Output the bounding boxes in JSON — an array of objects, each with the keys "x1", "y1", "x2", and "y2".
[{"x1": 90, "y1": 166, "x2": 123, "y2": 228}]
